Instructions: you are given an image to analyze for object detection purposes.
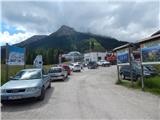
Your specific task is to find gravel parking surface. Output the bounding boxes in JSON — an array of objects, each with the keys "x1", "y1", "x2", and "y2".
[{"x1": 1, "y1": 66, "x2": 160, "y2": 120}]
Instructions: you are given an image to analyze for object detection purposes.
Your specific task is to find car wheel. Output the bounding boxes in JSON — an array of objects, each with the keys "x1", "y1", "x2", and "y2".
[
  {"x1": 48, "y1": 81, "x2": 51, "y2": 89},
  {"x1": 62, "y1": 76, "x2": 66, "y2": 81},
  {"x1": 121, "y1": 74, "x2": 125, "y2": 80},
  {"x1": 1, "y1": 100, "x2": 7, "y2": 105},
  {"x1": 38, "y1": 87, "x2": 45, "y2": 101},
  {"x1": 66, "y1": 75, "x2": 68, "y2": 78},
  {"x1": 136, "y1": 76, "x2": 141, "y2": 81}
]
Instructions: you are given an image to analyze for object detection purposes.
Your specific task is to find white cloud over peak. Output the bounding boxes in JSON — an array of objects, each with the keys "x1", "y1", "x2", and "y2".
[
  {"x1": 1, "y1": 0, "x2": 159, "y2": 45},
  {"x1": 0, "y1": 31, "x2": 34, "y2": 45}
]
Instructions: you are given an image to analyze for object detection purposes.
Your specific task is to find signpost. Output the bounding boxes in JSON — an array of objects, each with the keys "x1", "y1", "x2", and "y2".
[
  {"x1": 33, "y1": 55, "x2": 43, "y2": 68},
  {"x1": 139, "y1": 36, "x2": 160, "y2": 90},
  {"x1": 5, "y1": 44, "x2": 26, "y2": 81},
  {"x1": 117, "y1": 48, "x2": 130, "y2": 65},
  {"x1": 7, "y1": 45, "x2": 25, "y2": 65},
  {"x1": 113, "y1": 43, "x2": 134, "y2": 86},
  {"x1": 59, "y1": 54, "x2": 62, "y2": 64},
  {"x1": 140, "y1": 39, "x2": 160, "y2": 65}
]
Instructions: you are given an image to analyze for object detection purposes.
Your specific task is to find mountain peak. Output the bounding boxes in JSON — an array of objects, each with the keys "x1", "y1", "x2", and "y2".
[
  {"x1": 52, "y1": 25, "x2": 76, "y2": 36},
  {"x1": 60, "y1": 25, "x2": 74, "y2": 30}
]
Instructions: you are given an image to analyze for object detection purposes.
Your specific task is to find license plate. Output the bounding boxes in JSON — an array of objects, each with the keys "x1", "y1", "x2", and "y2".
[{"x1": 8, "y1": 96, "x2": 22, "y2": 100}]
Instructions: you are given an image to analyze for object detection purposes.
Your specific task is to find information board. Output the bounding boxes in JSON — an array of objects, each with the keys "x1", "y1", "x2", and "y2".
[
  {"x1": 117, "y1": 48, "x2": 129, "y2": 65},
  {"x1": 141, "y1": 39, "x2": 160, "y2": 64},
  {"x1": 8, "y1": 45, "x2": 25, "y2": 65}
]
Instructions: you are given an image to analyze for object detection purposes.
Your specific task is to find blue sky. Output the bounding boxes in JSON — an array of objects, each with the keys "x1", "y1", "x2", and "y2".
[
  {"x1": 0, "y1": 22, "x2": 26, "y2": 46},
  {"x1": 1, "y1": 22, "x2": 25, "y2": 35}
]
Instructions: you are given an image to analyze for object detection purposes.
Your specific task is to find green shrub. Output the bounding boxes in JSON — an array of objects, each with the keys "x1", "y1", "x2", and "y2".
[
  {"x1": 119, "y1": 76, "x2": 160, "y2": 95},
  {"x1": 154, "y1": 64, "x2": 160, "y2": 73},
  {"x1": 145, "y1": 76, "x2": 160, "y2": 88},
  {"x1": 137, "y1": 76, "x2": 160, "y2": 89}
]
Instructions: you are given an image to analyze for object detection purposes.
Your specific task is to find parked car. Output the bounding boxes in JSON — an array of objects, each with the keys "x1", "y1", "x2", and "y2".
[
  {"x1": 83, "y1": 62, "x2": 88, "y2": 67},
  {"x1": 97, "y1": 60, "x2": 110, "y2": 67},
  {"x1": 120, "y1": 65, "x2": 151, "y2": 81},
  {"x1": 77, "y1": 62, "x2": 84, "y2": 69},
  {"x1": 72, "y1": 64, "x2": 81, "y2": 72},
  {"x1": 60, "y1": 64, "x2": 71, "y2": 75},
  {"x1": 68, "y1": 63, "x2": 74, "y2": 70},
  {"x1": 1, "y1": 68, "x2": 51, "y2": 103},
  {"x1": 48, "y1": 67, "x2": 68, "y2": 81},
  {"x1": 87, "y1": 61, "x2": 98, "y2": 69},
  {"x1": 144, "y1": 65, "x2": 158, "y2": 76}
]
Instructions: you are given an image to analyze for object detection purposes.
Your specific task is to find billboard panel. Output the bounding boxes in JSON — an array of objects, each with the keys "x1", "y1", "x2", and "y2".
[
  {"x1": 141, "y1": 39, "x2": 160, "y2": 64},
  {"x1": 7, "y1": 45, "x2": 25, "y2": 65},
  {"x1": 117, "y1": 48, "x2": 129, "y2": 65}
]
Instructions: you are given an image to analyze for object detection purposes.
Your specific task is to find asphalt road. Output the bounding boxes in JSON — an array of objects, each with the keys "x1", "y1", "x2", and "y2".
[{"x1": 1, "y1": 66, "x2": 160, "y2": 120}]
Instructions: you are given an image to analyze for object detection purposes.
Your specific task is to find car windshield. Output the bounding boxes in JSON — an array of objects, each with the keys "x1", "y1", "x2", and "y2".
[
  {"x1": 69, "y1": 64, "x2": 73, "y2": 66},
  {"x1": 100, "y1": 60, "x2": 105, "y2": 62},
  {"x1": 89, "y1": 62, "x2": 96, "y2": 65},
  {"x1": 12, "y1": 70, "x2": 41, "y2": 80},
  {"x1": 75, "y1": 65, "x2": 80, "y2": 67},
  {"x1": 49, "y1": 68, "x2": 62, "y2": 73}
]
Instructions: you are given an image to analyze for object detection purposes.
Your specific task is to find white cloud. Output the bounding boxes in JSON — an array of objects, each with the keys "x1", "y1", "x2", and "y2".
[
  {"x1": 1, "y1": 1, "x2": 159, "y2": 44},
  {"x1": 0, "y1": 31, "x2": 34, "y2": 45}
]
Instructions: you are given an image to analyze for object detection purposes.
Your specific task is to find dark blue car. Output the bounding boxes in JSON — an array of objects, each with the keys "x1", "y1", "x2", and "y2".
[{"x1": 120, "y1": 65, "x2": 151, "y2": 81}]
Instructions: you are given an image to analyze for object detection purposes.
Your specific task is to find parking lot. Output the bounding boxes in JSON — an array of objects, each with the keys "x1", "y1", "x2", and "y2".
[{"x1": 1, "y1": 66, "x2": 160, "y2": 119}]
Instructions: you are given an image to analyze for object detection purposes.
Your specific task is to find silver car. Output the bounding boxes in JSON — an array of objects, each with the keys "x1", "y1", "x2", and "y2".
[
  {"x1": 73, "y1": 64, "x2": 81, "y2": 72},
  {"x1": 48, "y1": 67, "x2": 68, "y2": 81},
  {"x1": 1, "y1": 68, "x2": 51, "y2": 103}
]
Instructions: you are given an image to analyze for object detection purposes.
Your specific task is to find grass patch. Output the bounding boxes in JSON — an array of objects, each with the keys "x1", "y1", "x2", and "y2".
[
  {"x1": 1, "y1": 64, "x2": 53, "y2": 85},
  {"x1": 154, "y1": 64, "x2": 160, "y2": 73},
  {"x1": 118, "y1": 76, "x2": 160, "y2": 95}
]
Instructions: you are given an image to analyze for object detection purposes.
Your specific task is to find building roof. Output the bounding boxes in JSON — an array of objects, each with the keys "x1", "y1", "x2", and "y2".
[
  {"x1": 151, "y1": 30, "x2": 160, "y2": 36},
  {"x1": 138, "y1": 33, "x2": 160, "y2": 44},
  {"x1": 113, "y1": 43, "x2": 135, "y2": 51}
]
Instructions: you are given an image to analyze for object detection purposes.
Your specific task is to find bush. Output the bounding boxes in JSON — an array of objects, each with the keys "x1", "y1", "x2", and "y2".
[
  {"x1": 119, "y1": 76, "x2": 160, "y2": 95},
  {"x1": 145, "y1": 76, "x2": 160, "y2": 88},
  {"x1": 154, "y1": 64, "x2": 160, "y2": 73},
  {"x1": 138, "y1": 76, "x2": 160, "y2": 89}
]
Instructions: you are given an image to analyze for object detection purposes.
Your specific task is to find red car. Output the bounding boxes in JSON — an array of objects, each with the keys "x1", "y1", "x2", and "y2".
[{"x1": 61, "y1": 64, "x2": 71, "y2": 75}]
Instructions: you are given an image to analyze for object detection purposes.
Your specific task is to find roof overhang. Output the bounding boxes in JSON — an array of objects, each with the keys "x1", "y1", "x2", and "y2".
[
  {"x1": 137, "y1": 34, "x2": 160, "y2": 44},
  {"x1": 113, "y1": 43, "x2": 134, "y2": 52}
]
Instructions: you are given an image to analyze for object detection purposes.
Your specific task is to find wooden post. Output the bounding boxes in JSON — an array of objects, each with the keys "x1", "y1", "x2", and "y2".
[
  {"x1": 116, "y1": 51, "x2": 121, "y2": 83},
  {"x1": 59, "y1": 54, "x2": 62, "y2": 64},
  {"x1": 24, "y1": 47, "x2": 26, "y2": 69},
  {"x1": 141, "y1": 64, "x2": 144, "y2": 91},
  {"x1": 140, "y1": 45, "x2": 145, "y2": 91},
  {"x1": 5, "y1": 43, "x2": 9, "y2": 82},
  {"x1": 129, "y1": 46, "x2": 134, "y2": 87},
  {"x1": 117, "y1": 65, "x2": 120, "y2": 83}
]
